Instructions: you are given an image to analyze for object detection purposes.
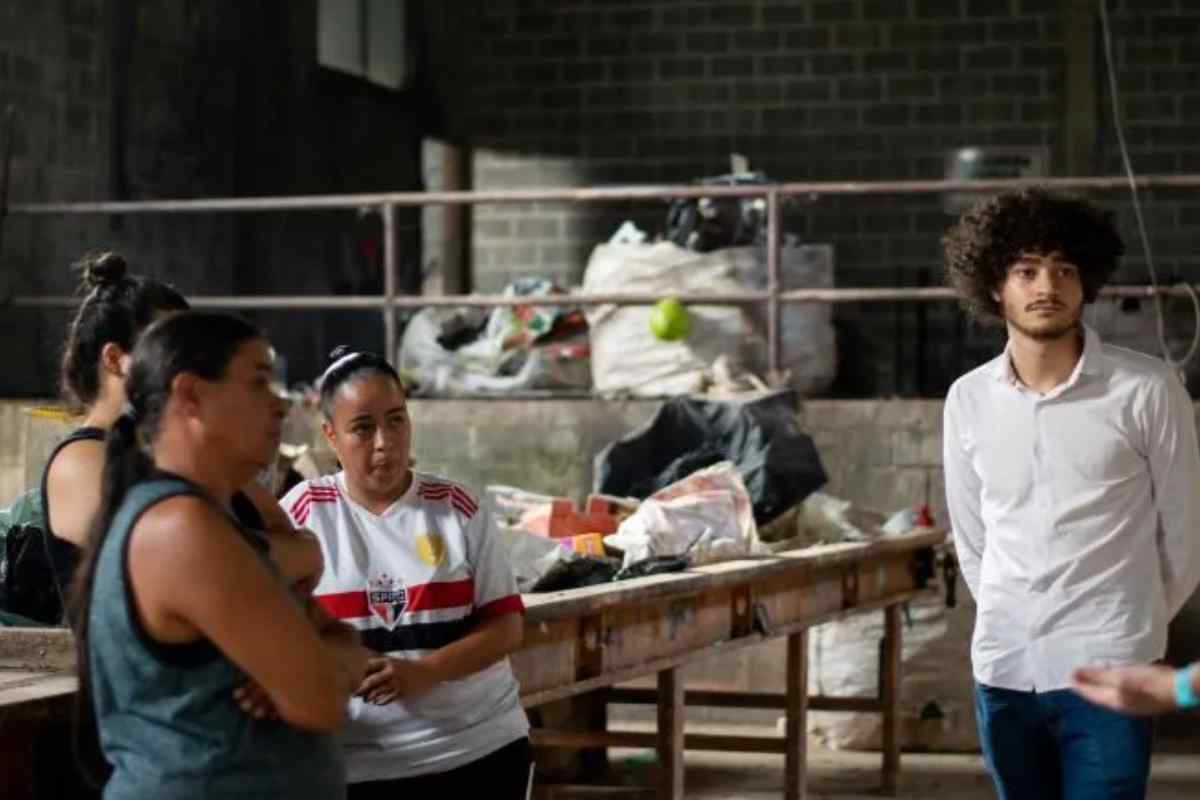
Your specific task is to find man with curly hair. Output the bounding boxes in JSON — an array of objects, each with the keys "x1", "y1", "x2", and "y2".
[{"x1": 941, "y1": 188, "x2": 1200, "y2": 799}]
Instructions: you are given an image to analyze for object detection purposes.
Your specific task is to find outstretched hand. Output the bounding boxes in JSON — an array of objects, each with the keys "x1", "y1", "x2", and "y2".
[{"x1": 1071, "y1": 664, "x2": 1179, "y2": 716}]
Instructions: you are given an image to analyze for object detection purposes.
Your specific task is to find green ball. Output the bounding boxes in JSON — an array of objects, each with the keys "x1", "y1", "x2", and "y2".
[{"x1": 649, "y1": 297, "x2": 692, "y2": 341}]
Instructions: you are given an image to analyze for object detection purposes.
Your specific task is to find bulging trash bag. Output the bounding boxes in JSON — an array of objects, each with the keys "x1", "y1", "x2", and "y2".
[{"x1": 594, "y1": 390, "x2": 826, "y2": 527}]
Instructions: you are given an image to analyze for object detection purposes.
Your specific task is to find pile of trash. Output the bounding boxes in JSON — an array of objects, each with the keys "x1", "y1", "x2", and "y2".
[
  {"x1": 594, "y1": 390, "x2": 825, "y2": 532},
  {"x1": 490, "y1": 388, "x2": 932, "y2": 593},
  {"x1": 398, "y1": 277, "x2": 590, "y2": 395},
  {"x1": 395, "y1": 157, "x2": 835, "y2": 398},
  {"x1": 491, "y1": 460, "x2": 766, "y2": 594}
]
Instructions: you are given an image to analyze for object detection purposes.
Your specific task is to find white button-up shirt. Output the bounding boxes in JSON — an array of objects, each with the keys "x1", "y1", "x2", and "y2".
[{"x1": 943, "y1": 325, "x2": 1200, "y2": 692}]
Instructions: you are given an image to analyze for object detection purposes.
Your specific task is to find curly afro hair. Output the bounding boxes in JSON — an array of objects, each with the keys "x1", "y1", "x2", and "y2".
[{"x1": 942, "y1": 187, "x2": 1125, "y2": 324}]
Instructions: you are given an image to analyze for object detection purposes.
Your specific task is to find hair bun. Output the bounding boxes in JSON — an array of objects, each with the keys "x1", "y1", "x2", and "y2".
[
  {"x1": 327, "y1": 345, "x2": 355, "y2": 365},
  {"x1": 77, "y1": 252, "x2": 128, "y2": 290}
]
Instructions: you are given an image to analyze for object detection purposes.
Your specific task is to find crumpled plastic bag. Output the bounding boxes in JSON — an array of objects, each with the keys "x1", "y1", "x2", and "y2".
[
  {"x1": 398, "y1": 278, "x2": 589, "y2": 395},
  {"x1": 800, "y1": 492, "x2": 888, "y2": 543},
  {"x1": 494, "y1": 525, "x2": 571, "y2": 594},
  {"x1": 603, "y1": 461, "x2": 763, "y2": 569}
]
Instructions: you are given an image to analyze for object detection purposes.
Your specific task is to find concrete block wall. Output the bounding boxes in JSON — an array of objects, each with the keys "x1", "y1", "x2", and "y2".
[
  {"x1": 801, "y1": 399, "x2": 945, "y2": 522},
  {"x1": 0, "y1": 402, "x2": 32, "y2": 504},
  {"x1": 406, "y1": 397, "x2": 946, "y2": 522},
  {"x1": 426, "y1": 0, "x2": 1200, "y2": 396}
]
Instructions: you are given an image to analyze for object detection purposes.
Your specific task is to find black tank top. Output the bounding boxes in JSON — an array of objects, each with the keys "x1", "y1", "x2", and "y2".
[
  {"x1": 40, "y1": 427, "x2": 269, "y2": 609},
  {"x1": 39, "y1": 426, "x2": 105, "y2": 602}
]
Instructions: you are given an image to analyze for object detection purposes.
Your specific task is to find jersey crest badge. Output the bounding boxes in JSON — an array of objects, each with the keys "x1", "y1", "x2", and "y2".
[{"x1": 367, "y1": 573, "x2": 407, "y2": 629}]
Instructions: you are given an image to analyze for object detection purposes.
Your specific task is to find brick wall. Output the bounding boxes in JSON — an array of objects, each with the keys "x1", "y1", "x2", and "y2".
[
  {"x1": 432, "y1": 0, "x2": 1200, "y2": 396},
  {"x1": 1095, "y1": 1, "x2": 1200, "y2": 371},
  {"x1": 0, "y1": 0, "x2": 424, "y2": 394},
  {"x1": 4, "y1": 1, "x2": 1197, "y2": 397},
  {"x1": 0, "y1": 0, "x2": 117, "y2": 396}
]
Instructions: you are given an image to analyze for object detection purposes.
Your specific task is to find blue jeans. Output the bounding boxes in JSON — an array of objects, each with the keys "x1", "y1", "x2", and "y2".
[{"x1": 974, "y1": 683, "x2": 1153, "y2": 800}]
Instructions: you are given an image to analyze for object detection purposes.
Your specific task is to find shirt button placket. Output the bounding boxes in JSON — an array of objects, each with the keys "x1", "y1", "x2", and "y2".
[{"x1": 1030, "y1": 400, "x2": 1050, "y2": 688}]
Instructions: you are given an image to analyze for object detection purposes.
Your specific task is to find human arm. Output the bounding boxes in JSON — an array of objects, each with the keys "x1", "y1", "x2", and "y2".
[
  {"x1": 358, "y1": 613, "x2": 523, "y2": 704},
  {"x1": 1072, "y1": 662, "x2": 1200, "y2": 716},
  {"x1": 241, "y1": 479, "x2": 324, "y2": 593},
  {"x1": 942, "y1": 387, "x2": 986, "y2": 600},
  {"x1": 232, "y1": 481, "x2": 356, "y2": 717},
  {"x1": 128, "y1": 496, "x2": 370, "y2": 732},
  {"x1": 235, "y1": 599, "x2": 363, "y2": 718},
  {"x1": 358, "y1": 497, "x2": 525, "y2": 704},
  {"x1": 1144, "y1": 374, "x2": 1200, "y2": 618}
]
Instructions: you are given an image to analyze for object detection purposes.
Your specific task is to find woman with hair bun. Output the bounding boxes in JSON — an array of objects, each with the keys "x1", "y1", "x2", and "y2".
[
  {"x1": 42, "y1": 251, "x2": 321, "y2": 617},
  {"x1": 42, "y1": 251, "x2": 191, "y2": 602}
]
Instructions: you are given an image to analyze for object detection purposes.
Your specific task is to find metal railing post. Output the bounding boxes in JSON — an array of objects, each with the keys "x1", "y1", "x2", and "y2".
[
  {"x1": 382, "y1": 203, "x2": 398, "y2": 365},
  {"x1": 766, "y1": 188, "x2": 782, "y2": 381}
]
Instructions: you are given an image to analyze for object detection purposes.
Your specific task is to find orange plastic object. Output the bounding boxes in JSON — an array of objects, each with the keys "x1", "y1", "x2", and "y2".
[
  {"x1": 518, "y1": 497, "x2": 620, "y2": 538},
  {"x1": 557, "y1": 533, "x2": 606, "y2": 556}
]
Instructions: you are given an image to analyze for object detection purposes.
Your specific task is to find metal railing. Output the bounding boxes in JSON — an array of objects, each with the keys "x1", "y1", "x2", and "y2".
[{"x1": 7, "y1": 174, "x2": 1200, "y2": 376}]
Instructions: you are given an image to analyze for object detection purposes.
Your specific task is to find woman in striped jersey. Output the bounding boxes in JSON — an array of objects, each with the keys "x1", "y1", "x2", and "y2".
[{"x1": 282, "y1": 348, "x2": 533, "y2": 799}]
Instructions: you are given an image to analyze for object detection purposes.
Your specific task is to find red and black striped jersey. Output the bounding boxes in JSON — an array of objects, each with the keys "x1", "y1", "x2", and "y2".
[{"x1": 280, "y1": 471, "x2": 528, "y2": 781}]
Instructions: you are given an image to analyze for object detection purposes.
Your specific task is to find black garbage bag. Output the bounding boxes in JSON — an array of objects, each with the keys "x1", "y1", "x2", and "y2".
[
  {"x1": 594, "y1": 390, "x2": 826, "y2": 527},
  {"x1": 0, "y1": 525, "x2": 63, "y2": 625},
  {"x1": 664, "y1": 172, "x2": 771, "y2": 252},
  {"x1": 612, "y1": 554, "x2": 691, "y2": 582},
  {"x1": 530, "y1": 556, "x2": 620, "y2": 593}
]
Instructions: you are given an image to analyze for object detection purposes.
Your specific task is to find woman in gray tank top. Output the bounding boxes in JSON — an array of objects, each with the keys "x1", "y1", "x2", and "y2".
[{"x1": 67, "y1": 311, "x2": 372, "y2": 799}]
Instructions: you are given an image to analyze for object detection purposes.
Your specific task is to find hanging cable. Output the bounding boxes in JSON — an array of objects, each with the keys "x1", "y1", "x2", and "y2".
[{"x1": 1097, "y1": 0, "x2": 1200, "y2": 370}]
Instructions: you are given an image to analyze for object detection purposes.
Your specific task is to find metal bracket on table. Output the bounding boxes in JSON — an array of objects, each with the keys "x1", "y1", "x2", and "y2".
[
  {"x1": 841, "y1": 565, "x2": 859, "y2": 609},
  {"x1": 910, "y1": 547, "x2": 958, "y2": 609}
]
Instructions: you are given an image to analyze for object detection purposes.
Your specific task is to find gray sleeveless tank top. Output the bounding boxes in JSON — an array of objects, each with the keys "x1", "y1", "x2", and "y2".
[{"x1": 88, "y1": 478, "x2": 345, "y2": 799}]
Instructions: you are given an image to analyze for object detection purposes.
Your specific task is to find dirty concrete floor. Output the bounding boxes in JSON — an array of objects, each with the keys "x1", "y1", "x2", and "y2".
[{"x1": 585, "y1": 724, "x2": 1200, "y2": 799}]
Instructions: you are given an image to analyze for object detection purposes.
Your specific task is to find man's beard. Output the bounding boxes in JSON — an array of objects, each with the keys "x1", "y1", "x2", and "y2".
[{"x1": 1005, "y1": 303, "x2": 1082, "y2": 342}]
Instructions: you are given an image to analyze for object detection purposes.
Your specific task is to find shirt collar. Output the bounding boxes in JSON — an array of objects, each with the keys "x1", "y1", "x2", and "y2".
[{"x1": 989, "y1": 324, "x2": 1107, "y2": 387}]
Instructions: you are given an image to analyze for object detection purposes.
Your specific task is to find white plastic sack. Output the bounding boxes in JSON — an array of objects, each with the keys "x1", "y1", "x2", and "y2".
[
  {"x1": 603, "y1": 461, "x2": 762, "y2": 568},
  {"x1": 800, "y1": 492, "x2": 889, "y2": 543},
  {"x1": 733, "y1": 242, "x2": 837, "y2": 395},
  {"x1": 497, "y1": 528, "x2": 572, "y2": 594},
  {"x1": 583, "y1": 241, "x2": 752, "y2": 397},
  {"x1": 603, "y1": 490, "x2": 737, "y2": 569},
  {"x1": 582, "y1": 241, "x2": 835, "y2": 397},
  {"x1": 806, "y1": 573, "x2": 979, "y2": 752}
]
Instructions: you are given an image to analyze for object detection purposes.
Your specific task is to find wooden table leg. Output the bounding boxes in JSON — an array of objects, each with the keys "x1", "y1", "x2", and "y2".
[
  {"x1": 0, "y1": 724, "x2": 36, "y2": 800},
  {"x1": 784, "y1": 630, "x2": 809, "y2": 800},
  {"x1": 881, "y1": 604, "x2": 902, "y2": 796},
  {"x1": 656, "y1": 667, "x2": 684, "y2": 800},
  {"x1": 580, "y1": 690, "x2": 610, "y2": 779}
]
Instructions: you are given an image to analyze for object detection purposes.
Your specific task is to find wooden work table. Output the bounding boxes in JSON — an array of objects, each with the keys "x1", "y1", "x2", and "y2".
[
  {"x1": 0, "y1": 527, "x2": 946, "y2": 800},
  {"x1": 515, "y1": 527, "x2": 946, "y2": 799}
]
